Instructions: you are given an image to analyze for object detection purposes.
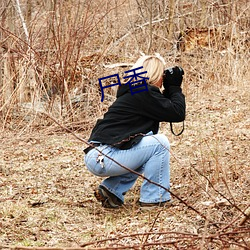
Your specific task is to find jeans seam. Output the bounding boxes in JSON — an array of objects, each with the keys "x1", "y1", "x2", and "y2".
[{"x1": 85, "y1": 134, "x2": 171, "y2": 204}]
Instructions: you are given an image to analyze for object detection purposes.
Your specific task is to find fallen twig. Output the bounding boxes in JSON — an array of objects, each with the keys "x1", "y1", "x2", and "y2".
[
  {"x1": 239, "y1": 207, "x2": 250, "y2": 226},
  {"x1": 1, "y1": 228, "x2": 249, "y2": 249}
]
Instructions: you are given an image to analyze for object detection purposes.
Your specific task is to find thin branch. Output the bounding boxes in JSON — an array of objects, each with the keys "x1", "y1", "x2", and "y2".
[
  {"x1": 13, "y1": 0, "x2": 30, "y2": 46},
  {"x1": 239, "y1": 207, "x2": 250, "y2": 226},
  {"x1": 142, "y1": 210, "x2": 162, "y2": 248},
  {"x1": 190, "y1": 163, "x2": 247, "y2": 217},
  {"x1": 106, "y1": 9, "x2": 206, "y2": 53},
  {"x1": 147, "y1": 0, "x2": 153, "y2": 54}
]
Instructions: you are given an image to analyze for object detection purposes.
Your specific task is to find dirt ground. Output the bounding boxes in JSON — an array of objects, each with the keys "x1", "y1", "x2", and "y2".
[{"x1": 0, "y1": 82, "x2": 249, "y2": 249}]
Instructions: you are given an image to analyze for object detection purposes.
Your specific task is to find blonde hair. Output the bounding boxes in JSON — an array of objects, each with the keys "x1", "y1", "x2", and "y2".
[{"x1": 128, "y1": 54, "x2": 165, "y2": 85}]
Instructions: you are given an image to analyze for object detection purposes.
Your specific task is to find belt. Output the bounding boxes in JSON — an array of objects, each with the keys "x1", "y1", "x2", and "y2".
[{"x1": 84, "y1": 143, "x2": 102, "y2": 154}]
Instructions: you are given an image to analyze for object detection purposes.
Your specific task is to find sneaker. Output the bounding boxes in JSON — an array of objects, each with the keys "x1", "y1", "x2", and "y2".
[
  {"x1": 139, "y1": 200, "x2": 172, "y2": 210},
  {"x1": 94, "y1": 186, "x2": 123, "y2": 208}
]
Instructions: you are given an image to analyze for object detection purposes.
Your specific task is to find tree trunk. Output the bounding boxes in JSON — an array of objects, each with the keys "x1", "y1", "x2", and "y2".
[
  {"x1": 200, "y1": 0, "x2": 207, "y2": 27},
  {"x1": 13, "y1": 0, "x2": 38, "y2": 104},
  {"x1": 147, "y1": 0, "x2": 153, "y2": 54},
  {"x1": 168, "y1": 0, "x2": 175, "y2": 42},
  {"x1": 0, "y1": 0, "x2": 15, "y2": 113}
]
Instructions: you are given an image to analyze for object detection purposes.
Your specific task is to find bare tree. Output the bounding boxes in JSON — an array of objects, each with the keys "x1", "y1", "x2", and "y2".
[
  {"x1": 0, "y1": 0, "x2": 16, "y2": 117},
  {"x1": 200, "y1": 0, "x2": 207, "y2": 27},
  {"x1": 13, "y1": 0, "x2": 38, "y2": 104},
  {"x1": 147, "y1": 0, "x2": 153, "y2": 53},
  {"x1": 168, "y1": 0, "x2": 175, "y2": 42}
]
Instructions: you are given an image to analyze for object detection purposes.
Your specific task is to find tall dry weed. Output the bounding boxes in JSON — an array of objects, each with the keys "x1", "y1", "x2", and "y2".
[{"x1": 0, "y1": 0, "x2": 249, "y2": 130}]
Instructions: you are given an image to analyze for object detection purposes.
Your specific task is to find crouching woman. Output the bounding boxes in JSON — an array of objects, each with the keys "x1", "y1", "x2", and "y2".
[{"x1": 84, "y1": 55, "x2": 186, "y2": 209}]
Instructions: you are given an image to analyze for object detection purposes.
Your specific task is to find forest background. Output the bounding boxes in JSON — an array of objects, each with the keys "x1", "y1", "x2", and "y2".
[{"x1": 0, "y1": 0, "x2": 249, "y2": 249}]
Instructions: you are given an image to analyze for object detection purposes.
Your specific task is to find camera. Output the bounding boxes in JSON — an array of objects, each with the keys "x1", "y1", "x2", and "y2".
[
  {"x1": 163, "y1": 66, "x2": 184, "y2": 77},
  {"x1": 163, "y1": 66, "x2": 184, "y2": 88},
  {"x1": 164, "y1": 67, "x2": 175, "y2": 75}
]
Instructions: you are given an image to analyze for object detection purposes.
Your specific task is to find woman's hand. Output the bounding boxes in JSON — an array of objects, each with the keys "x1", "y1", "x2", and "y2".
[{"x1": 163, "y1": 66, "x2": 184, "y2": 89}]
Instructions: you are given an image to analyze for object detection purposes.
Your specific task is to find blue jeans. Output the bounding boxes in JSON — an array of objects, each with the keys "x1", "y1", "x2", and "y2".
[{"x1": 84, "y1": 134, "x2": 170, "y2": 203}]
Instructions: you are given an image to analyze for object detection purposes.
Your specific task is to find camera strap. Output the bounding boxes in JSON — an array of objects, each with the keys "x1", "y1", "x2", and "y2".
[{"x1": 170, "y1": 121, "x2": 185, "y2": 136}]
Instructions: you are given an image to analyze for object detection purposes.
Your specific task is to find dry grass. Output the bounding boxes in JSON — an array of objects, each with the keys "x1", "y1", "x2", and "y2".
[
  {"x1": 0, "y1": 0, "x2": 249, "y2": 249},
  {"x1": 0, "y1": 67, "x2": 249, "y2": 248}
]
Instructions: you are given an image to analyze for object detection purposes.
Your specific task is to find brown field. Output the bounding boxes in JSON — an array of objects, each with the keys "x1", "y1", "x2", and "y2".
[{"x1": 0, "y1": 0, "x2": 249, "y2": 249}]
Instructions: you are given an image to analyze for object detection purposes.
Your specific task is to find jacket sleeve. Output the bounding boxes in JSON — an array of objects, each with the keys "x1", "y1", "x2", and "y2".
[{"x1": 140, "y1": 86, "x2": 186, "y2": 122}]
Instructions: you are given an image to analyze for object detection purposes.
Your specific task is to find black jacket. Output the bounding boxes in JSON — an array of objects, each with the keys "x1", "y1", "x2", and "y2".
[{"x1": 88, "y1": 84, "x2": 185, "y2": 149}]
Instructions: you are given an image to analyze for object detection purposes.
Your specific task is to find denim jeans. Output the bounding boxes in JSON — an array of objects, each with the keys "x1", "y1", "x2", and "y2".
[{"x1": 84, "y1": 134, "x2": 170, "y2": 204}]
